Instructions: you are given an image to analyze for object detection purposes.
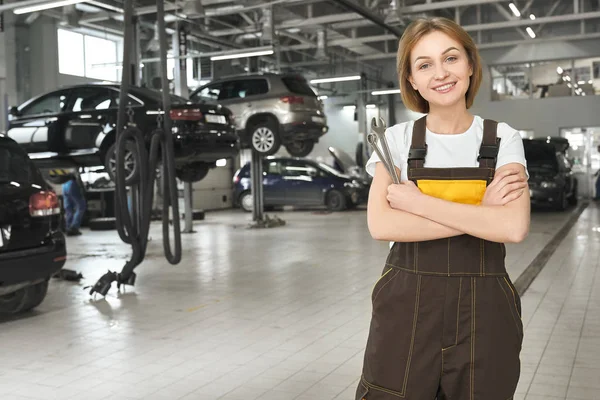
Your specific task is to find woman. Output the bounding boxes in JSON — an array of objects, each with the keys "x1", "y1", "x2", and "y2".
[{"x1": 356, "y1": 17, "x2": 530, "y2": 400}]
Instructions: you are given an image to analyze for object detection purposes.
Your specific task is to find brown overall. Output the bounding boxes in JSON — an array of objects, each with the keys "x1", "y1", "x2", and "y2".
[{"x1": 356, "y1": 116, "x2": 523, "y2": 400}]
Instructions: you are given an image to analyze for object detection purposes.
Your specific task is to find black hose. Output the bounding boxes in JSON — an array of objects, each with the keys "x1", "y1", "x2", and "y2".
[{"x1": 88, "y1": 0, "x2": 181, "y2": 296}]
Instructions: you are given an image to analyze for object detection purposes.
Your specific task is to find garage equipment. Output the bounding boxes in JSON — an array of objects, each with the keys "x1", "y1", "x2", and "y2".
[
  {"x1": 367, "y1": 117, "x2": 400, "y2": 184},
  {"x1": 87, "y1": 0, "x2": 181, "y2": 296}
]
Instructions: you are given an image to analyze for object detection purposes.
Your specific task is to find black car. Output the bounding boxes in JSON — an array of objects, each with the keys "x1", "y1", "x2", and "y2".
[
  {"x1": 233, "y1": 157, "x2": 369, "y2": 212},
  {"x1": 0, "y1": 135, "x2": 66, "y2": 315},
  {"x1": 524, "y1": 139, "x2": 578, "y2": 210},
  {"x1": 6, "y1": 83, "x2": 239, "y2": 184}
]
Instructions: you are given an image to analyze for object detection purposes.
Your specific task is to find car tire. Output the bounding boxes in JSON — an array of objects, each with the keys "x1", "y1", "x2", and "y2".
[
  {"x1": 0, "y1": 288, "x2": 28, "y2": 315},
  {"x1": 239, "y1": 191, "x2": 253, "y2": 213},
  {"x1": 21, "y1": 280, "x2": 49, "y2": 313},
  {"x1": 89, "y1": 217, "x2": 117, "y2": 231},
  {"x1": 555, "y1": 191, "x2": 568, "y2": 211},
  {"x1": 285, "y1": 140, "x2": 314, "y2": 158},
  {"x1": 176, "y1": 162, "x2": 211, "y2": 183},
  {"x1": 326, "y1": 190, "x2": 347, "y2": 212},
  {"x1": 249, "y1": 122, "x2": 281, "y2": 156},
  {"x1": 105, "y1": 142, "x2": 140, "y2": 186}
]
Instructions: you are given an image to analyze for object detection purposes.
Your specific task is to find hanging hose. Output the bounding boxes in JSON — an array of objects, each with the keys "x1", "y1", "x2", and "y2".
[{"x1": 87, "y1": 0, "x2": 181, "y2": 296}]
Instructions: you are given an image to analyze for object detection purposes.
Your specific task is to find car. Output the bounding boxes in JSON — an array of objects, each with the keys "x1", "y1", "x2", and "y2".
[
  {"x1": 189, "y1": 73, "x2": 328, "y2": 157},
  {"x1": 6, "y1": 83, "x2": 239, "y2": 184},
  {"x1": 0, "y1": 135, "x2": 66, "y2": 315},
  {"x1": 524, "y1": 138, "x2": 578, "y2": 210},
  {"x1": 233, "y1": 157, "x2": 369, "y2": 212}
]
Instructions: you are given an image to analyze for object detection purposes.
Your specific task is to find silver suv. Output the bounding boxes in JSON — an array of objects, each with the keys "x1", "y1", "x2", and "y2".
[{"x1": 189, "y1": 73, "x2": 328, "y2": 157}]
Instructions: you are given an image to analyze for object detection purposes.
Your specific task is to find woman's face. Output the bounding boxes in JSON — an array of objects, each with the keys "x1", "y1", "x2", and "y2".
[{"x1": 408, "y1": 31, "x2": 473, "y2": 110}]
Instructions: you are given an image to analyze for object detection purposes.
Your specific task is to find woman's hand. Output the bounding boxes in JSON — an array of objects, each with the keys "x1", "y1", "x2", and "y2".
[
  {"x1": 481, "y1": 168, "x2": 528, "y2": 206},
  {"x1": 387, "y1": 180, "x2": 423, "y2": 212}
]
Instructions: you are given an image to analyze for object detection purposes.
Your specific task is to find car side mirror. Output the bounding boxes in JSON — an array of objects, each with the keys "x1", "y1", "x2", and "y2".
[{"x1": 9, "y1": 106, "x2": 19, "y2": 117}]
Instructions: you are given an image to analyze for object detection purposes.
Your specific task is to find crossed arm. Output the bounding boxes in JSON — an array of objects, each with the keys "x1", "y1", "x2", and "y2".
[{"x1": 367, "y1": 162, "x2": 531, "y2": 243}]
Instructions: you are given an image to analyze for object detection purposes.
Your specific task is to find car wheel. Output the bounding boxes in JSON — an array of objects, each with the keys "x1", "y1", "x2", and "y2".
[
  {"x1": 0, "y1": 288, "x2": 28, "y2": 314},
  {"x1": 21, "y1": 280, "x2": 49, "y2": 313},
  {"x1": 105, "y1": 142, "x2": 140, "y2": 185},
  {"x1": 326, "y1": 190, "x2": 347, "y2": 212},
  {"x1": 175, "y1": 162, "x2": 211, "y2": 183},
  {"x1": 250, "y1": 122, "x2": 281, "y2": 156},
  {"x1": 239, "y1": 191, "x2": 253, "y2": 212},
  {"x1": 285, "y1": 140, "x2": 314, "y2": 158},
  {"x1": 555, "y1": 191, "x2": 568, "y2": 211}
]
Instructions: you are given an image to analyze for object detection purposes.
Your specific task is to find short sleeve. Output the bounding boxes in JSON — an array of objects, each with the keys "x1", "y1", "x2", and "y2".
[
  {"x1": 365, "y1": 126, "x2": 406, "y2": 178},
  {"x1": 496, "y1": 123, "x2": 529, "y2": 179}
]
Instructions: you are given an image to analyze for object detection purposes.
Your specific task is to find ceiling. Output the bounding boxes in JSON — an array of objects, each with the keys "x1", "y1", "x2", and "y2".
[{"x1": 9, "y1": 0, "x2": 600, "y2": 87}]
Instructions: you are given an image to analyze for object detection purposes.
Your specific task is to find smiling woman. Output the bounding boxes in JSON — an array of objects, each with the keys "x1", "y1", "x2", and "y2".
[{"x1": 355, "y1": 17, "x2": 530, "y2": 400}]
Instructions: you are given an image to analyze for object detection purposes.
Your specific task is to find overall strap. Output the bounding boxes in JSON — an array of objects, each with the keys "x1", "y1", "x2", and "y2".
[
  {"x1": 478, "y1": 119, "x2": 501, "y2": 168},
  {"x1": 407, "y1": 116, "x2": 427, "y2": 169}
]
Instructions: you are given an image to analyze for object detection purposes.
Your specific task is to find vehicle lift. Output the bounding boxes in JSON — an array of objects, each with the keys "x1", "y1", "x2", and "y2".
[
  {"x1": 248, "y1": 150, "x2": 285, "y2": 229},
  {"x1": 87, "y1": 0, "x2": 182, "y2": 296}
]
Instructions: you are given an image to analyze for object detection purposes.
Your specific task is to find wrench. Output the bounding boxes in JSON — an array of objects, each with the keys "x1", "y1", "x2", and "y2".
[{"x1": 367, "y1": 117, "x2": 401, "y2": 184}]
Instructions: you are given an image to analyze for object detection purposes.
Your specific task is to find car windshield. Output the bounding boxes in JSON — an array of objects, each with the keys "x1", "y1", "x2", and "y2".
[
  {"x1": 318, "y1": 162, "x2": 346, "y2": 177},
  {"x1": 524, "y1": 143, "x2": 558, "y2": 170}
]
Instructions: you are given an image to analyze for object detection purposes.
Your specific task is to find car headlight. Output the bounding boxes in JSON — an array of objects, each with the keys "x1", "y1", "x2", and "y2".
[{"x1": 541, "y1": 181, "x2": 557, "y2": 188}]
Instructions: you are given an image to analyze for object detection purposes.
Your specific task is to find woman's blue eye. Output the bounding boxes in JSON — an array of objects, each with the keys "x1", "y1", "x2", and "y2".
[
  {"x1": 419, "y1": 64, "x2": 430, "y2": 70},
  {"x1": 446, "y1": 56, "x2": 457, "y2": 62}
]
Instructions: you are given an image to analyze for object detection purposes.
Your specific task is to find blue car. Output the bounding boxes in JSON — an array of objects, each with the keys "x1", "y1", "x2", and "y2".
[{"x1": 233, "y1": 157, "x2": 369, "y2": 212}]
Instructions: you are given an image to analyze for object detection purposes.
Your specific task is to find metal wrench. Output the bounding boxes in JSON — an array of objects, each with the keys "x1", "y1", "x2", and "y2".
[{"x1": 367, "y1": 117, "x2": 401, "y2": 184}]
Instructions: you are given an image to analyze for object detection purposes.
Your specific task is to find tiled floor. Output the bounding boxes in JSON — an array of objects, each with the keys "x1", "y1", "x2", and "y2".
[{"x1": 0, "y1": 204, "x2": 597, "y2": 399}]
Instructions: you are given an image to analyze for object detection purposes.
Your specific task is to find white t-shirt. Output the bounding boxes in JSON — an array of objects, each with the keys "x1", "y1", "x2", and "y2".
[{"x1": 366, "y1": 115, "x2": 528, "y2": 180}]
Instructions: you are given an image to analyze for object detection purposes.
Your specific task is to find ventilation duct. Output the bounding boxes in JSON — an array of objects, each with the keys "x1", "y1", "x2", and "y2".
[
  {"x1": 181, "y1": 0, "x2": 204, "y2": 18},
  {"x1": 146, "y1": 21, "x2": 160, "y2": 52},
  {"x1": 315, "y1": 29, "x2": 328, "y2": 60},
  {"x1": 60, "y1": 4, "x2": 80, "y2": 27},
  {"x1": 260, "y1": 7, "x2": 273, "y2": 43}
]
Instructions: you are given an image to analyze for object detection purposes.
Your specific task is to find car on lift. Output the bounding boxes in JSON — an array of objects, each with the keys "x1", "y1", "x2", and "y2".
[
  {"x1": 189, "y1": 73, "x2": 328, "y2": 157},
  {"x1": 6, "y1": 83, "x2": 239, "y2": 185},
  {"x1": 0, "y1": 135, "x2": 66, "y2": 315},
  {"x1": 524, "y1": 138, "x2": 578, "y2": 210},
  {"x1": 233, "y1": 156, "x2": 369, "y2": 212}
]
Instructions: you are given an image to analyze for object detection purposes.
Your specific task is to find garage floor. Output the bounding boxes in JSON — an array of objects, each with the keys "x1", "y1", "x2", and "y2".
[{"x1": 0, "y1": 205, "x2": 598, "y2": 400}]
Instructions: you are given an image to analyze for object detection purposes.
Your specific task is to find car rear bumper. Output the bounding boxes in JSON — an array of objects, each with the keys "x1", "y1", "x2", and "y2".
[
  {"x1": 280, "y1": 121, "x2": 329, "y2": 144},
  {"x1": 0, "y1": 231, "x2": 66, "y2": 289},
  {"x1": 173, "y1": 130, "x2": 240, "y2": 164}
]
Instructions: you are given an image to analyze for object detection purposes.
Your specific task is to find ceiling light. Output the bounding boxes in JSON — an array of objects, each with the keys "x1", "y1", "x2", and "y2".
[
  {"x1": 588, "y1": 80, "x2": 593, "y2": 84},
  {"x1": 578, "y1": 80, "x2": 586, "y2": 85},
  {"x1": 86, "y1": 0, "x2": 124, "y2": 13},
  {"x1": 565, "y1": 75, "x2": 571, "y2": 81},
  {"x1": 557, "y1": 67, "x2": 563, "y2": 74},
  {"x1": 14, "y1": 0, "x2": 87, "y2": 14},
  {"x1": 529, "y1": 14, "x2": 535, "y2": 20},
  {"x1": 567, "y1": 83, "x2": 572, "y2": 88},
  {"x1": 343, "y1": 105, "x2": 356, "y2": 110},
  {"x1": 310, "y1": 75, "x2": 361, "y2": 84},
  {"x1": 526, "y1": 27, "x2": 536, "y2": 38},
  {"x1": 210, "y1": 49, "x2": 273, "y2": 61},
  {"x1": 366, "y1": 104, "x2": 377, "y2": 109},
  {"x1": 508, "y1": 3, "x2": 521, "y2": 17},
  {"x1": 318, "y1": 95, "x2": 328, "y2": 100},
  {"x1": 372, "y1": 89, "x2": 401, "y2": 95}
]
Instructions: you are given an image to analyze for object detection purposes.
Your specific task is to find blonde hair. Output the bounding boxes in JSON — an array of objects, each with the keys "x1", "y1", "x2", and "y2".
[{"x1": 397, "y1": 17, "x2": 482, "y2": 113}]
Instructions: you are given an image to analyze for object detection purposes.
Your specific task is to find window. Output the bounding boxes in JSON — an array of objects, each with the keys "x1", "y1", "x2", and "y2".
[
  {"x1": 281, "y1": 76, "x2": 315, "y2": 96},
  {"x1": 264, "y1": 161, "x2": 282, "y2": 175},
  {"x1": 0, "y1": 140, "x2": 35, "y2": 184},
  {"x1": 193, "y1": 83, "x2": 221, "y2": 101},
  {"x1": 21, "y1": 91, "x2": 70, "y2": 116},
  {"x1": 282, "y1": 160, "x2": 313, "y2": 177},
  {"x1": 57, "y1": 28, "x2": 119, "y2": 81},
  {"x1": 218, "y1": 79, "x2": 268, "y2": 100},
  {"x1": 69, "y1": 88, "x2": 114, "y2": 112}
]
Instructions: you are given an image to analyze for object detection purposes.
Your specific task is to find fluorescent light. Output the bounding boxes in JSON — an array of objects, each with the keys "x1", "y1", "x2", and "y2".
[
  {"x1": 210, "y1": 49, "x2": 274, "y2": 61},
  {"x1": 343, "y1": 105, "x2": 356, "y2": 110},
  {"x1": 216, "y1": 159, "x2": 227, "y2": 167},
  {"x1": 567, "y1": 83, "x2": 572, "y2": 88},
  {"x1": 86, "y1": 0, "x2": 124, "y2": 13},
  {"x1": 529, "y1": 14, "x2": 536, "y2": 20},
  {"x1": 565, "y1": 75, "x2": 571, "y2": 81},
  {"x1": 589, "y1": 80, "x2": 593, "y2": 84},
  {"x1": 557, "y1": 67, "x2": 563, "y2": 74},
  {"x1": 508, "y1": 3, "x2": 521, "y2": 17},
  {"x1": 318, "y1": 95, "x2": 328, "y2": 100},
  {"x1": 372, "y1": 88, "x2": 401, "y2": 95},
  {"x1": 526, "y1": 27, "x2": 536, "y2": 38},
  {"x1": 366, "y1": 104, "x2": 377, "y2": 109},
  {"x1": 310, "y1": 75, "x2": 361, "y2": 84},
  {"x1": 14, "y1": 0, "x2": 87, "y2": 14},
  {"x1": 578, "y1": 80, "x2": 586, "y2": 85}
]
